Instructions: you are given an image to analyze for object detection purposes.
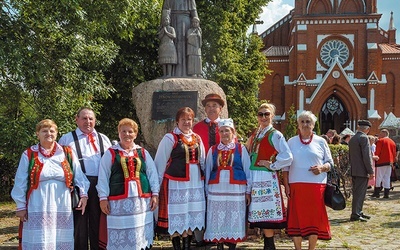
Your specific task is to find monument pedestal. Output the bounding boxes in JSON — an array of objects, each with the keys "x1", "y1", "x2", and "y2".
[{"x1": 132, "y1": 78, "x2": 227, "y2": 153}]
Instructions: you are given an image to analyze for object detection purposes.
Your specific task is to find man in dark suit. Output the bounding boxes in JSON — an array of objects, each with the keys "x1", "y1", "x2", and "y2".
[{"x1": 348, "y1": 120, "x2": 374, "y2": 222}]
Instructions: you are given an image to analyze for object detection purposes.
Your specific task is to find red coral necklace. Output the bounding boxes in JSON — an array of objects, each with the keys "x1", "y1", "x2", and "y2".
[
  {"x1": 39, "y1": 143, "x2": 57, "y2": 158},
  {"x1": 299, "y1": 133, "x2": 313, "y2": 145}
]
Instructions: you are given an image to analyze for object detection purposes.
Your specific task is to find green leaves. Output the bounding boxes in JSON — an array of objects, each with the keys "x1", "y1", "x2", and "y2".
[{"x1": 198, "y1": 0, "x2": 271, "y2": 137}]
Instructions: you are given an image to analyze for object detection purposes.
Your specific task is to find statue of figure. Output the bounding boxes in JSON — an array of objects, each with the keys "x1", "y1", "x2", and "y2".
[
  {"x1": 186, "y1": 17, "x2": 202, "y2": 77},
  {"x1": 158, "y1": 11, "x2": 177, "y2": 77},
  {"x1": 162, "y1": 0, "x2": 198, "y2": 77}
]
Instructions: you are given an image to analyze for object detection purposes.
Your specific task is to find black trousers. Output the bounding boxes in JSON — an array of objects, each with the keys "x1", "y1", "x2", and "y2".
[{"x1": 74, "y1": 176, "x2": 100, "y2": 250}]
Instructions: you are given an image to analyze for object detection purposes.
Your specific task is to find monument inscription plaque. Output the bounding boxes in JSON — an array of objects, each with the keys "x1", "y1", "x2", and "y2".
[{"x1": 152, "y1": 91, "x2": 198, "y2": 120}]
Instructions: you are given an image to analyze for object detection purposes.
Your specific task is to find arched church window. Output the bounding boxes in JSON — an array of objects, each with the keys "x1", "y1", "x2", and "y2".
[
  {"x1": 322, "y1": 96, "x2": 343, "y2": 116},
  {"x1": 320, "y1": 40, "x2": 349, "y2": 66}
]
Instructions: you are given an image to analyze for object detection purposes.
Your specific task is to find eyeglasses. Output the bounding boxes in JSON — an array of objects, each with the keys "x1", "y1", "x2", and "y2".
[
  {"x1": 301, "y1": 120, "x2": 312, "y2": 124},
  {"x1": 257, "y1": 112, "x2": 271, "y2": 118}
]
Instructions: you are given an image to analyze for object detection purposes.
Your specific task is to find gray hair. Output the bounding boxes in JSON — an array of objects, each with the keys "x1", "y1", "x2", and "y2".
[
  {"x1": 297, "y1": 111, "x2": 317, "y2": 125},
  {"x1": 358, "y1": 125, "x2": 370, "y2": 131}
]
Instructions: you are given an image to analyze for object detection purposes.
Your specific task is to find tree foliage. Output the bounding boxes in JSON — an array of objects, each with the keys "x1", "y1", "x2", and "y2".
[
  {"x1": 0, "y1": 0, "x2": 154, "y2": 198},
  {"x1": 198, "y1": 0, "x2": 271, "y2": 138},
  {"x1": 96, "y1": 0, "x2": 163, "y2": 141},
  {"x1": 1, "y1": 0, "x2": 272, "y2": 199},
  {"x1": 283, "y1": 104, "x2": 298, "y2": 140}
]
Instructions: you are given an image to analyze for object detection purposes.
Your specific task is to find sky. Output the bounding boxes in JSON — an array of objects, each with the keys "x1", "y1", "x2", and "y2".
[{"x1": 255, "y1": 0, "x2": 400, "y2": 43}]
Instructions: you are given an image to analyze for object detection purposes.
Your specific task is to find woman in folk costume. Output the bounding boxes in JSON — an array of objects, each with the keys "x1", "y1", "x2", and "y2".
[
  {"x1": 246, "y1": 103, "x2": 293, "y2": 250},
  {"x1": 204, "y1": 118, "x2": 251, "y2": 250},
  {"x1": 11, "y1": 119, "x2": 89, "y2": 249},
  {"x1": 155, "y1": 107, "x2": 206, "y2": 250},
  {"x1": 96, "y1": 118, "x2": 159, "y2": 250}
]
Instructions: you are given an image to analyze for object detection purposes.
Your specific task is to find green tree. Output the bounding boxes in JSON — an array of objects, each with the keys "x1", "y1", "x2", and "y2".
[
  {"x1": 0, "y1": 0, "x2": 139, "y2": 199},
  {"x1": 283, "y1": 104, "x2": 298, "y2": 140},
  {"x1": 314, "y1": 115, "x2": 321, "y2": 135},
  {"x1": 96, "y1": 0, "x2": 163, "y2": 140},
  {"x1": 0, "y1": 0, "x2": 272, "y2": 200},
  {"x1": 197, "y1": 0, "x2": 271, "y2": 137}
]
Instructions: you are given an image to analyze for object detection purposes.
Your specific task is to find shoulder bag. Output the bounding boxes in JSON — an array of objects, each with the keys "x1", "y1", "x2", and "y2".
[{"x1": 324, "y1": 165, "x2": 346, "y2": 210}]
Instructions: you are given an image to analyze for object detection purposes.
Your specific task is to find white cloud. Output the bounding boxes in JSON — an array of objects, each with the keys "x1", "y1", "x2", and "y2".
[{"x1": 255, "y1": 0, "x2": 293, "y2": 34}]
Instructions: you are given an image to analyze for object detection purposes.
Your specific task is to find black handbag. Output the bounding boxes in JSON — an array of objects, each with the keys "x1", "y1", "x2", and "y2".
[
  {"x1": 324, "y1": 167, "x2": 346, "y2": 210},
  {"x1": 71, "y1": 186, "x2": 80, "y2": 209}
]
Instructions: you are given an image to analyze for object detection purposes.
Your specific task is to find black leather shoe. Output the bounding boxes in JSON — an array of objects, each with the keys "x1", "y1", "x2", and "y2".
[
  {"x1": 360, "y1": 213, "x2": 371, "y2": 219},
  {"x1": 350, "y1": 216, "x2": 368, "y2": 222}
]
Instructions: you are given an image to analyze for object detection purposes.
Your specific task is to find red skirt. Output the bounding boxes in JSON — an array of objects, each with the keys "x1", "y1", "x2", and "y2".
[
  {"x1": 286, "y1": 183, "x2": 331, "y2": 240},
  {"x1": 157, "y1": 178, "x2": 169, "y2": 232}
]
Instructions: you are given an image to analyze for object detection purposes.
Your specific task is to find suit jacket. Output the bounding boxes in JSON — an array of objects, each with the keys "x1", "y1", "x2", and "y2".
[{"x1": 348, "y1": 131, "x2": 373, "y2": 177}]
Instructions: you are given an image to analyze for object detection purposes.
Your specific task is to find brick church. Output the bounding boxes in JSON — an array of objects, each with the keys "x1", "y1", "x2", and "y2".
[{"x1": 258, "y1": 0, "x2": 399, "y2": 135}]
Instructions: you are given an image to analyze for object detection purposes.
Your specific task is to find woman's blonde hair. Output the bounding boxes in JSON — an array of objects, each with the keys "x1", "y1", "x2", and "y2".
[
  {"x1": 258, "y1": 102, "x2": 276, "y2": 116},
  {"x1": 118, "y1": 118, "x2": 138, "y2": 134},
  {"x1": 35, "y1": 119, "x2": 58, "y2": 133}
]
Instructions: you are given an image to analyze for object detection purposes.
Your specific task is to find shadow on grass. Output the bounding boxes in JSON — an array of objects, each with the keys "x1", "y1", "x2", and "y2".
[
  {"x1": 329, "y1": 218, "x2": 350, "y2": 225},
  {"x1": 381, "y1": 221, "x2": 400, "y2": 228},
  {"x1": 0, "y1": 226, "x2": 18, "y2": 235},
  {"x1": 0, "y1": 210, "x2": 14, "y2": 219}
]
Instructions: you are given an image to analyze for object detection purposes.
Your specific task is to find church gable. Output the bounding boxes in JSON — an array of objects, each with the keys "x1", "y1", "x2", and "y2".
[{"x1": 308, "y1": 59, "x2": 364, "y2": 106}]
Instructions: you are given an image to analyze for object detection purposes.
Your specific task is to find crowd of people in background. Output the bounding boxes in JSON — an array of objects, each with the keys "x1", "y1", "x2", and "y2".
[{"x1": 10, "y1": 94, "x2": 400, "y2": 250}]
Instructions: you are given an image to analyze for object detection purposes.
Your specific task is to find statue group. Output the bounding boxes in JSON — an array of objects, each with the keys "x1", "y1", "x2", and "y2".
[{"x1": 158, "y1": 0, "x2": 202, "y2": 77}]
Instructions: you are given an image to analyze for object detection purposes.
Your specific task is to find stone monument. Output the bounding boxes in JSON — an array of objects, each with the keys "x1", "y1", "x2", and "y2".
[{"x1": 132, "y1": 0, "x2": 227, "y2": 153}]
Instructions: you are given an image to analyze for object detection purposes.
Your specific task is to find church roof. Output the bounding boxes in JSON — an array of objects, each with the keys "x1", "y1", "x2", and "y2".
[
  {"x1": 379, "y1": 112, "x2": 400, "y2": 128},
  {"x1": 262, "y1": 46, "x2": 290, "y2": 57},
  {"x1": 379, "y1": 43, "x2": 400, "y2": 54},
  {"x1": 340, "y1": 128, "x2": 355, "y2": 136}
]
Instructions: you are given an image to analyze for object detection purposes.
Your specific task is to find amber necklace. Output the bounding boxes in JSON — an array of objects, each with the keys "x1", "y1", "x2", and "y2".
[
  {"x1": 39, "y1": 143, "x2": 57, "y2": 158},
  {"x1": 179, "y1": 134, "x2": 197, "y2": 146}
]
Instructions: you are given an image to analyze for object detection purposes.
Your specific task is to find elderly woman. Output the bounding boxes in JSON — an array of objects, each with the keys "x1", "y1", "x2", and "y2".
[
  {"x1": 246, "y1": 103, "x2": 293, "y2": 250},
  {"x1": 96, "y1": 118, "x2": 159, "y2": 250},
  {"x1": 204, "y1": 118, "x2": 251, "y2": 250},
  {"x1": 155, "y1": 107, "x2": 206, "y2": 250},
  {"x1": 283, "y1": 111, "x2": 334, "y2": 250},
  {"x1": 11, "y1": 119, "x2": 89, "y2": 249}
]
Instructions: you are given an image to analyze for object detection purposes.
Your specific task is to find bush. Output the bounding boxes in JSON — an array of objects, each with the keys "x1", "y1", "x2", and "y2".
[{"x1": 329, "y1": 144, "x2": 352, "y2": 198}]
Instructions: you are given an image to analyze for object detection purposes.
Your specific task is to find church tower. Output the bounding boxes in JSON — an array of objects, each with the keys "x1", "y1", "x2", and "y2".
[{"x1": 259, "y1": 0, "x2": 400, "y2": 135}]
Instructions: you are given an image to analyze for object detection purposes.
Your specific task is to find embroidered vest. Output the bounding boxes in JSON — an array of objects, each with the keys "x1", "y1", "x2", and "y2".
[
  {"x1": 164, "y1": 132, "x2": 204, "y2": 181},
  {"x1": 108, "y1": 147, "x2": 151, "y2": 199},
  {"x1": 249, "y1": 129, "x2": 278, "y2": 171},
  {"x1": 208, "y1": 143, "x2": 247, "y2": 185},
  {"x1": 26, "y1": 146, "x2": 74, "y2": 201}
]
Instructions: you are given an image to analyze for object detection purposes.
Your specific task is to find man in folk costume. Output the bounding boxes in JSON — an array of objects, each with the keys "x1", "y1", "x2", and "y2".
[
  {"x1": 192, "y1": 93, "x2": 224, "y2": 246},
  {"x1": 193, "y1": 93, "x2": 224, "y2": 151},
  {"x1": 59, "y1": 107, "x2": 112, "y2": 250}
]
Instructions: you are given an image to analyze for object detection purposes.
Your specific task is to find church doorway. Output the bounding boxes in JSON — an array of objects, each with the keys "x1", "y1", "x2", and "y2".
[{"x1": 319, "y1": 96, "x2": 350, "y2": 136}]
